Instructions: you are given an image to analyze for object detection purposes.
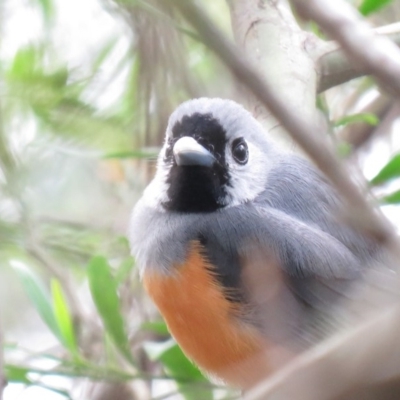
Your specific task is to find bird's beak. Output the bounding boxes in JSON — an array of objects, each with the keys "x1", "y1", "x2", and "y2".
[{"x1": 173, "y1": 137, "x2": 215, "y2": 167}]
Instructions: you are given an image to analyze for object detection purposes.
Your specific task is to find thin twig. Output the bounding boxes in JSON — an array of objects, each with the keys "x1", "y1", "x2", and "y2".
[
  {"x1": 170, "y1": 0, "x2": 394, "y2": 244},
  {"x1": 292, "y1": 0, "x2": 400, "y2": 96}
]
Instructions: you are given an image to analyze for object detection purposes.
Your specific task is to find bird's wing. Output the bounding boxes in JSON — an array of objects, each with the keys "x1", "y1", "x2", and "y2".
[
  {"x1": 236, "y1": 206, "x2": 368, "y2": 342},
  {"x1": 254, "y1": 206, "x2": 363, "y2": 280}
]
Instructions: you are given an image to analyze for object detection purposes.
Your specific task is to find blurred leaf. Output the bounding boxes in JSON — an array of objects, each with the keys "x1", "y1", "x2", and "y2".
[
  {"x1": 115, "y1": 257, "x2": 135, "y2": 285},
  {"x1": 141, "y1": 320, "x2": 169, "y2": 336},
  {"x1": 380, "y1": 190, "x2": 400, "y2": 204},
  {"x1": 51, "y1": 279, "x2": 78, "y2": 355},
  {"x1": 12, "y1": 262, "x2": 62, "y2": 342},
  {"x1": 334, "y1": 113, "x2": 379, "y2": 128},
  {"x1": 144, "y1": 338, "x2": 205, "y2": 380},
  {"x1": 87, "y1": 256, "x2": 135, "y2": 365},
  {"x1": 6, "y1": 365, "x2": 77, "y2": 399},
  {"x1": 30, "y1": 0, "x2": 55, "y2": 22},
  {"x1": 35, "y1": 384, "x2": 73, "y2": 399},
  {"x1": 144, "y1": 339, "x2": 211, "y2": 400},
  {"x1": 6, "y1": 45, "x2": 132, "y2": 152},
  {"x1": 359, "y1": 0, "x2": 393, "y2": 15},
  {"x1": 370, "y1": 154, "x2": 400, "y2": 185},
  {"x1": 336, "y1": 142, "x2": 352, "y2": 158},
  {"x1": 5, "y1": 365, "x2": 32, "y2": 384},
  {"x1": 91, "y1": 37, "x2": 119, "y2": 73},
  {"x1": 103, "y1": 150, "x2": 157, "y2": 159}
]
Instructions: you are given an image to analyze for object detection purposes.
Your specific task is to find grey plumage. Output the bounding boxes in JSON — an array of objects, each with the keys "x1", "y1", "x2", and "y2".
[{"x1": 130, "y1": 97, "x2": 380, "y2": 345}]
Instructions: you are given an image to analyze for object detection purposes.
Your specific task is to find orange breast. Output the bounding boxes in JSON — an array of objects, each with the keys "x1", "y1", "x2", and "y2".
[{"x1": 143, "y1": 241, "x2": 274, "y2": 388}]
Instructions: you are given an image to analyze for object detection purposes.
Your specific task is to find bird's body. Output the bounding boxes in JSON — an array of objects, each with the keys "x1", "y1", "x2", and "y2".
[{"x1": 130, "y1": 98, "x2": 378, "y2": 388}]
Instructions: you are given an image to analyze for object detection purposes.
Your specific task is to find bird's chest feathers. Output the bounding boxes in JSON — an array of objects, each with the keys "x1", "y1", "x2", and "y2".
[{"x1": 142, "y1": 241, "x2": 264, "y2": 379}]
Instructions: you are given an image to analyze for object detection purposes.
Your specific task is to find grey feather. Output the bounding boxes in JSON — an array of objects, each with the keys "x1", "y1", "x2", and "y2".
[{"x1": 129, "y1": 97, "x2": 381, "y2": 344}]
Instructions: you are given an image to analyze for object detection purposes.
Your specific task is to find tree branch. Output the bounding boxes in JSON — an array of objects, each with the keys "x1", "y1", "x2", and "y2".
[
  {"x1": 227, "y1": 0, "x2": 318, "y2": 137},
  {"x1": 291, "y1": 0, "x2": 400, "y2": 96},
  {"x1": 316, "y1": 23, "x2": 400, "y2": 92},
  {"x1": 245, "y1": 306, "x2": 400, "y2": 400},
  {"x1": 339, "y1": 94, "x2": 391, "y2": 150}
]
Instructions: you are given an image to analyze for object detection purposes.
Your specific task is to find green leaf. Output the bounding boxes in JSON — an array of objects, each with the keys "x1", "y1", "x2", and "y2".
[
  {"x1": 141, "y1": 320, "x2": 170, "y2": 336},
  {"x1": 12, "y1": 262, "x2": 62, "y2": 342},
  {"x1": 380, "y1": 190, "x2": 400, "y2": 204},
  {"x1": 114, "y1": 257, "x2": 135, "y2": 286},
  {"x1": 91, "y1": 38, "x2": 119, "y2": 74},
  {"x1": 10, "y1": 46, "x2": 39, "y2": 78},
  {"x1": 6, "y1": 365, "x2": 73, "y2": 399},
  {"x1": 87, "y1": 256, "x2": 135, "y2": 365},
  {"x1": 336, "y1": 142, "x2": 352, "y2": 158},
  {"x1": 35, "y1": 383, "x2": 73, "y2": 399},
  {"x1": 334, "y1": 113, "x2": 379, "y2": 128},
  {"x1": 31, "y1": 0, "x2": 54, "y2": 22},
  {"x1": 5, "y1": 365, "x2": 32, "y2": 384},
  {"x1": 51, "y1": 279, "x2": 78, "y2": 355},
  {"x1": 144, "y1": 339, "x2": 205, "y2": 380},
  {"x1": 359, "y1": 0, "x2": 393, "y2": 15},
  {"x1": 144, "y1": 339, "x2": 211, "y2": 400},
  {"x1": 370, "y1": 154, "x2": 400, "y2": 185},
  {"x1": 102, "y1": 150, "x2": 158, "y2": 159}
]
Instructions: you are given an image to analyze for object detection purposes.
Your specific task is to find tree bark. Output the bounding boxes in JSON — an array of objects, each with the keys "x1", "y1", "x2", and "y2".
[{"x1": 227, "y1": 0, "x2": 319, "y2": 141}]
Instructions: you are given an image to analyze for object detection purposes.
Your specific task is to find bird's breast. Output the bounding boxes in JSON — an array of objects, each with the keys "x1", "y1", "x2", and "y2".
[{"x1": 142, "y1": 241, "x2": 274, "y2": 387}]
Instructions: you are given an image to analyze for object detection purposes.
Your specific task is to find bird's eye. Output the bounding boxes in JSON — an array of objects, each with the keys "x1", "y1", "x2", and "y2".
[{"x1": 231, "y1": 138, "x2": 248, "y2": 164}]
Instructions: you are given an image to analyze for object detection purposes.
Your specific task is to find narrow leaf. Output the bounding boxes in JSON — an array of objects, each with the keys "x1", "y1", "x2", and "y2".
[
  {"x1": 11, "y1": 262, "x2": 62, "y2": 342},
  {"x1": 5, "y1": 365, "x2": 32, "y2": 384},
  {"x1": 334, "y1": 113, "x2": 379, "y2": 128},
  {"x1": 102, "y1": 150, "x2": 157, "y2": 159},
  {"x1": 87, "y1": 256, "x2": 135, "y2": 365},
  {"x1": 51, "y1": 279, "x2": 78, "y2": 355},
  {"x1": 141, "y1": 320, "x2": 169, "y2": 336},
  {"x1": 370, "y1": 153, "x2": 400, "y2": 185},
  {"x1": 144, "y1": 339, "x2": 211, "y2": 400},
  {"x1": 115, "y1": 257, "x2": 135, "y2": 285},
  {"x1": 91, "y1": 37, "x2": 119, "y2": 73},
  {"x1": 144, "y1": 339, "x2": 205, "y2": 381},
  {"x1": 359, "y1": 0, "x2": 393, "y2": 15},
  {"x1": 380, "y1": 190, "x2": 400, "y2": 204},
  {"x1": 35, "y1": 383, "x2": 73, "y2": 400}
]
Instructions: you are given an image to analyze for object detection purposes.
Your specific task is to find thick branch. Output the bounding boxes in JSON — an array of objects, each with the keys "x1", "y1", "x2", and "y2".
[
  {"x1": 228, "y1": 0, "x2": 318, "y2": 136},
  {"x1": 291, "y1": 0, "x2": 400, "y2": 96},
  {"x1": 316, "y1": 23, "x2": 400, "y2": 92}
]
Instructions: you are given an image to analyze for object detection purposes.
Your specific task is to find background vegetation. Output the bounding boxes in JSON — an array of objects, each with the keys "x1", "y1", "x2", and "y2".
[{"x1": 1, "y1": 0, "x2": 400, "y2": 399}]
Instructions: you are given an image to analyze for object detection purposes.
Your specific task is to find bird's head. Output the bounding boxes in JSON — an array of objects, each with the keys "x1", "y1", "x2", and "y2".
[{"x1": 143, "y1": 98, "x2": 279, "y2": 212}]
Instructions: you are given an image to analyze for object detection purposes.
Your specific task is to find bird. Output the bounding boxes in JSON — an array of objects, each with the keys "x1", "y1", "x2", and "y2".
[{"x1": 129, "y1": 98, "x2": 380, "y2": 389}]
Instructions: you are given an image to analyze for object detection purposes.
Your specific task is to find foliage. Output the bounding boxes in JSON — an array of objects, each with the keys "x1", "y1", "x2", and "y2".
[{"x1": 359, "y1": 0, "x2": 394, "y2": 15}]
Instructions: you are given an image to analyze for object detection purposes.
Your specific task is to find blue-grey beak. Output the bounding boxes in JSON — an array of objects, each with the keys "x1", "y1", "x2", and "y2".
[{"x1": 173, "y1": 137, "x2": 215, "y2": 167}]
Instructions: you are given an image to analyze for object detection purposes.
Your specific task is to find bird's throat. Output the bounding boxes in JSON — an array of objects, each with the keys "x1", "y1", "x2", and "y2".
[{"x1": 164, "y1": 166, "x2": 224, "y2": 212}]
